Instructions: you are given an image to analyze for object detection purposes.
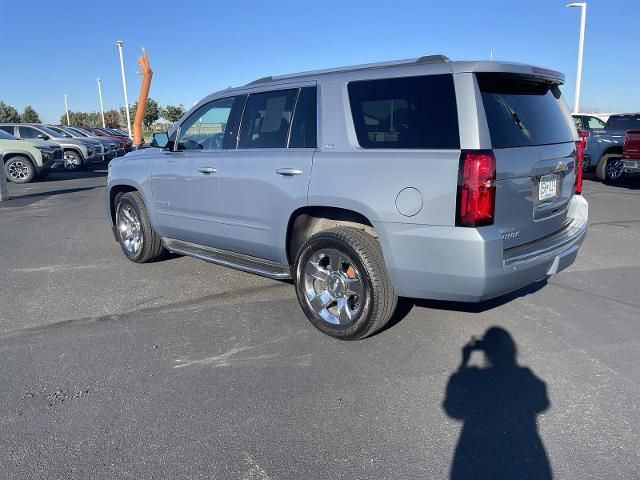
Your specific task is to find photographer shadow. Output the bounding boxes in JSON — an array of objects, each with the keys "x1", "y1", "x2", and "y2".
[{"x1": 442, "y1": 327, "x2": 552, "y2": 480}]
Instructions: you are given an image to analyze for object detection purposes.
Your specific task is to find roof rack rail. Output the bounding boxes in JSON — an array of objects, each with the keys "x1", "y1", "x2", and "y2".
[
  {"x1": 247, "y1": 76, "x2": 273, "y2": 85},
  {"x1": 415, "y1": 54, "x2": 451, "y2": 64}
]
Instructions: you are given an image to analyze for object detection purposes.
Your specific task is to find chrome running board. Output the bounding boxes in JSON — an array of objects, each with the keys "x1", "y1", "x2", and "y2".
[{"x1": 162, "y1": 238, "x2": 292, "y2": 280}]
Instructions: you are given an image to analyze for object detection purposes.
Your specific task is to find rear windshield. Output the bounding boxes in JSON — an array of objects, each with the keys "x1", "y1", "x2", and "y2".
[
  {"x1": 478, "y1": 73, "x2": 576, "y2": 148},
  {"x1": 348, "y1": 74, "x2": 460, "y2": 149},
  {"x1": 605, "y1": 115, "x2": 640, "y2": 130}
]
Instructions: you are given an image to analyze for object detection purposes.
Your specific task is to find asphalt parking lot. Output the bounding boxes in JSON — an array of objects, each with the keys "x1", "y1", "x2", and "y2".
[{"x1": 1, "y1": 168, "x2": 639, "y2": 479}]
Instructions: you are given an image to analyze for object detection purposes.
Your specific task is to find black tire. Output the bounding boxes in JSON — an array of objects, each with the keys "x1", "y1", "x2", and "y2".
[
  {"x1": 63, "y1": 150, "x2": 84, "y2": 171},
  {"x1": 115, "y1": 191, "x2": 165, "y2": 263},
  {"x1": 596, "y1": 154, "x2": 624, "y2": 183},
  {"x1": 4, "y1": 156, "x2": 35, "y2": 184},
  {"x1": 294, "y1": 227, "x2": 397, "y2": 340}
]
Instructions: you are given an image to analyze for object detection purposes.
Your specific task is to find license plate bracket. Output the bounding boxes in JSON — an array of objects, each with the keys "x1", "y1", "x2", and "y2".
[{"x1": 539, "y1": 174, "x2": 558, "y2": 201}]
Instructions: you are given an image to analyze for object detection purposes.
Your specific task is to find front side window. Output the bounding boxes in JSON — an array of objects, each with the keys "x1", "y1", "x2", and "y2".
[
  {"x1": 178, "y1": 97, "x2": 237, "y2": 150},
  {"x1": 238, "y1": 89, "x2": 298, "y2": 149},
  {"x1": 348, "y1": 74, "x2": 460, "y2": 149},
  {"x1": 18, "y1": 126, "x2": 41, "y2": 139}
]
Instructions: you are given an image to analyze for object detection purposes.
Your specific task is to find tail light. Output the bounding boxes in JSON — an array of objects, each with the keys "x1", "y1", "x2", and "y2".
[
  {"x1": 456, "y1": 150, "x2": 496, "y2": 227},
  {"x1": 575, "y1": 130, "x2": 588, "y2": 195}
]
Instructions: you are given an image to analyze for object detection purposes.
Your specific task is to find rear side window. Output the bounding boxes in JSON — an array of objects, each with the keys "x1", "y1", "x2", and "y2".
[
  {"x1": 605, "y1": 116, "x2": 640, "y2": 130},
  {"x1": 586, "y1": 116, "x2": 605, "y2": 129},
  {"x1": 478, "y1": 73, "x2": 576, "y2": 148},
  {"x1": 348, "y1": 74, "x2": 459, "y2": 149},
  {"x1": 0, "y1": 126, "x2": 14, "y2": 135},
  {"x1": 238, "y1": 89, "x2": 298, "y2": 149},
  {"x1": 289, "y1": 87, "x2": 317, "y2": 148}
]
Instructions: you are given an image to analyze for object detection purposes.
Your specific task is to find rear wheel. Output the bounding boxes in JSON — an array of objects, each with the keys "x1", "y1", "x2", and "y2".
[
  {"x1": 115, "y1": 192, "x2": 165, "y2": 263},
  {"x1": 596, "y1": 154, "x2": 624, "y2": 183},
  {"x1": 294, "y1": 227, "x2": 397, "y2": 340},
  {"x1": 4, "y1": 156, "x2": 35, "y2": 184}
]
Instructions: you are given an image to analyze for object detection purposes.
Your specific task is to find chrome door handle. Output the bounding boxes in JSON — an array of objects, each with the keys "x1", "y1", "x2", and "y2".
[
  {"x1": 276, "y1": 168, "x2": 303, "y2": 176},
  {"x1": 198, "y1": 167, "x2": 217, "y2": 174}
]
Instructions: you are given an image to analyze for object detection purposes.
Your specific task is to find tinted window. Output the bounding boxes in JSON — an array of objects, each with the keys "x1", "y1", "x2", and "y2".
[
  {"x1": 18, "y1": 126, "x2": 42, "y2": 139},
  {"x1": 348, "y1": 75, "x2": 459, "y2": 149},
  {"x1": 289, "y1": 86, "x2": 317, "y2": 148},
  {"x1": 238, "y1": 89, "x2": 298, "y2": 149},
  {"x1": 586, "y1": 116, "x2": 605, "y2": 129},
  {"x1": 178, "y1": 97, "x2": 238, "y2": 150},
  {"x1": 478, "y1": 73, "x2": 576, "y2": 148},
  {"x1": 605, "y1": 115, "x2": 640, "y2": 130},
  {"x1": 0, "y1": 126, "x2": 14, "y2": 135}
]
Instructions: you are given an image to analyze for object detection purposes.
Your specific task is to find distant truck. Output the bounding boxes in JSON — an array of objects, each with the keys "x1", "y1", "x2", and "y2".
[
  {"x1": 572, "y1": 113, "x2": 640, "y2": 183},
  {"x1": 622, "y1": 130, "x2": 640, "y2": 176}
]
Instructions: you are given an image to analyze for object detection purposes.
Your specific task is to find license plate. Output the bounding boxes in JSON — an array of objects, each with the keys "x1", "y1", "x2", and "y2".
[{"x1": 539, "y1": 174, "x2": 557, "y2": 201}]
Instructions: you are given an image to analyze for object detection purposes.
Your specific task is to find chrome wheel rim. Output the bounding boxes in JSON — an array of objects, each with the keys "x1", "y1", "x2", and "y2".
[
  {"x1": 63, "y1": 153, "x2": 80, "y2": 170},
  {"x1": 303, "y1": 249, "x2": 365, "y2": 325},
  {"x1": 7, "y1": 161, "x2": 29, "y2": 180},
  {"x1": 606, "y1": 157, "x2": 623, "y2": 180},
  {"x1": 118, "y1": 205, "x2": 143, "y2": 255}
]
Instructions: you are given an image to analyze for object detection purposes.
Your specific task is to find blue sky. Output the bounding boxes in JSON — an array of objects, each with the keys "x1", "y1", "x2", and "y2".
[{"x1": 0, "y1": 0, "x2": 637, "y2": 123}]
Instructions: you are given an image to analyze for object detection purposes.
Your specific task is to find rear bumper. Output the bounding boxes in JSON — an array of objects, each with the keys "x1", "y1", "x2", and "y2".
[
  {"x1": 622, "y1": 159, "x2": 640, "y2": 173},
  {"x1": 377, "y1": 195, "x2": 588, "y2": 302}
]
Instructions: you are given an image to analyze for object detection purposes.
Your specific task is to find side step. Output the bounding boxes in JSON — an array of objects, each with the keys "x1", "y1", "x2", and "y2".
[{"x1": 163, "y1": 238, "x2": 292, "y2": 280}]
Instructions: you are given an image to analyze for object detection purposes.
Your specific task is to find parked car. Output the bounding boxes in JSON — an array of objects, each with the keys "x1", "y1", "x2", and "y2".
[
  {"x1": 68, "y1": 126, "x2": 126, "y2": 157},
  {"x1": 572, "y1": 114, "x2": 625, "y2": 182},
  {"x1": 107, "y1": 55, "x2": 588, "y2": 340},
  {"x1": 0, "y1": 128, "x2": 62, "y2": 183},
  {"x1": 0, "y1": 123, "x2": 102, "y2": 171},
  {"x1": 84, "y1": 126, "x2": 132, "y2": 153},
  {"x1": 48, "y1": 125, "x2": 119, "y2": 161},
  {"x1": 622, "y1": 130, "x2": 640, "y2": 175}
]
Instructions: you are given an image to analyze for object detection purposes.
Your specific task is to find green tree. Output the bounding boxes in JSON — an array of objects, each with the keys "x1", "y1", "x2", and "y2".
[
  {"x1": 20, "y1": 105, "x2": 41, "y2": 123},
  {"x1": 130, "y1": 98, "x2": 160, "y2": 128},
  {"x1": 161, "y1": 104, "x2": 186, "y2": 123},
  {"x1": 0, "y1": 101, "x2": 20, "y2": 122},
  {"x1": 104, "y1": 110, "x2": 121, "y2": 128}
]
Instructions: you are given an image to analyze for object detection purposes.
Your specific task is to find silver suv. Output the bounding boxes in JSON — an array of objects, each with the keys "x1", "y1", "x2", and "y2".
[
  {"x1": 0, "y1": 124, "x2": 103, "y2": 170},
  {"x1": 106, "y1": 55, "x2": 588, "y2": 340}
]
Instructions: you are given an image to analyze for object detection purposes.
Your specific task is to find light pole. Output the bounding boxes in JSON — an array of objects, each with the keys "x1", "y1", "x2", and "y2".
[
  {"x1": 567, "y1": 2, "x2": 587, "y2": 113},
  {"x1": 97, "y1": 77, "x2": 106, "y2": 128},
  {"x1": 64, "y1": 94, "x2": 70, "y2": 125},
  {"x1": 490, "y1": 49, "x2": 495, "y2": 61},
  {"x1": 116, "y1": 40, "x2": 132, "y2": 138}
]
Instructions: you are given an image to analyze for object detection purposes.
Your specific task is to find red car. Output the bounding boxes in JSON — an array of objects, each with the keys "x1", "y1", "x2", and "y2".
[
  {"x1": 81, "y1": 126, "x2": 132, "y2": 153},
  {"x1": 622, "y1": 130, "x2": 640, "y2": 175}
]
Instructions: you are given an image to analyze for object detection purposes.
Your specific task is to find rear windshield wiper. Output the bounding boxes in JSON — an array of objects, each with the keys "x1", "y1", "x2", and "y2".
[{"x1": 496, "y1": 94, "x2": 533, "y2": 143}]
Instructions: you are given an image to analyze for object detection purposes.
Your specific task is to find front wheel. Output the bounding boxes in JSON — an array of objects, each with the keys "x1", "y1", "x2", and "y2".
[
  {"x1": 596, "y1": 154, "x2": 624, "y2": 183},
  {"x1": 115, "y1": 191, "x2": 165, "y2": 263},
  {"x1": 4, "y1": 156, "x2": 35, "y2": 184},
  {"x1": 294, "y1": 227, "x2": 397, "y2": 340},
  {"x1": 63, "y1": 150, "x2": 83, "y2": 171}
]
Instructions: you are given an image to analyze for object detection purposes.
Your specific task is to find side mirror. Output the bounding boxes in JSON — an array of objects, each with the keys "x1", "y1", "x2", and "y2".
[
  {"x1": 37, "y1": 133, "x2": 50, "y2": 140},
  {"x1": 151, "y1": 132, "x2": 169, "y2": 148}
]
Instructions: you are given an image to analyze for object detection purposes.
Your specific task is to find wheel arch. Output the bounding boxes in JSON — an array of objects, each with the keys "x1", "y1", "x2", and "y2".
[
  {"x1": 3, "y1": 150, "x2": 37, "y2": 166},
  {"x1": 286, "y1": 206, "x2": 377, "y2": 265},
  {"x1": 109, "y1": 184, "x2": 139, "y2": 226}
]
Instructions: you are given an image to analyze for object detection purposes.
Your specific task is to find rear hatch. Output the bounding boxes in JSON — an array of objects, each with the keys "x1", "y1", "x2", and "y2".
[{"x1": 477, "y1": 72, "x2": 578, "y2": 249}]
